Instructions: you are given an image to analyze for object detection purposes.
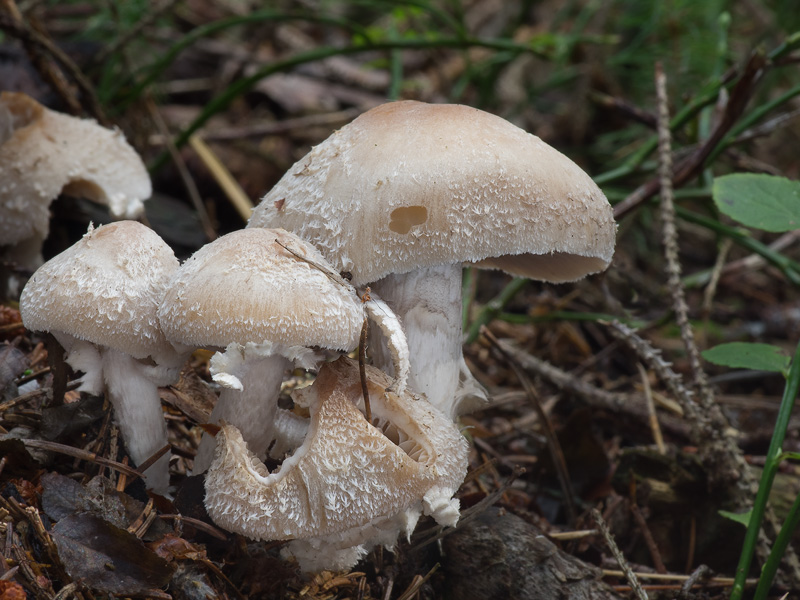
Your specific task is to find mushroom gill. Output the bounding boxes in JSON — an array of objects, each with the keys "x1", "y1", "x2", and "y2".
[{"x1": 204, "y1": 356, "x2": 468, "y2": 572}]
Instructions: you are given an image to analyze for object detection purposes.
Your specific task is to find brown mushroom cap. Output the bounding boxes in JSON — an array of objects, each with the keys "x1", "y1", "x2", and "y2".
[
  {"x1": 248, "y1": 100, "x2": 616, "y2": 286},
  {"x1": 158, "y1": 228, "x2": 365, "y2": 352},
  {"x1": 20, "y1": 221, "x2": 177, "y2": 361},
  {"x1": 0, "y1": 92, "x2": 151, "y2": 249}
]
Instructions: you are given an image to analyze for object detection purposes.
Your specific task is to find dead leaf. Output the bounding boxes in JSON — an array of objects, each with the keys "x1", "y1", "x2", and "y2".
[
  {"x1": 40, "y1": 395, "x2": 104, "y2": 440},
  {"x1": 41, "y1": 473, "x2": 171, "y2": 540},
  {"x1": 51, "y1": 513, "x2": 173, "y2": 595},
  {"x1": 0, "y1": 580, "x2": 27, "y2": 600},
  {"x1": 148, "y1": 533, "x2": 207, "y2": 562}
]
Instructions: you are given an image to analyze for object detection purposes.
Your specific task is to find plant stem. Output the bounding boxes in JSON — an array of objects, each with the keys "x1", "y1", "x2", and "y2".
[{"x1": 730, "y1": 340, "x2": 800, "y2": 600}]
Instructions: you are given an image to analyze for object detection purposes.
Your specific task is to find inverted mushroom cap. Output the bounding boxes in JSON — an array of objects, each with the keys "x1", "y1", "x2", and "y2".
[
  {"x1": 157, "y1": 228, "x2": 365, "y2": 352},
  {"x1": 204, "y1": 356, "x2": 468, "y2": 543},
  {"x1": 20, "y1": 221, "x2": 178, "y2": 360},
  {"x1": 249, "y1": 100, "x2": 616, "y2": 286},
  {"x1": 0, "y1": 92, "x2": 151, "y2": 248}
]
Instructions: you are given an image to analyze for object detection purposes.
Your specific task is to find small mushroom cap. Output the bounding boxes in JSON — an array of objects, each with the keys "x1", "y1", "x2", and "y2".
[
  {"x1": 157, "y1": 228, "x2": 365, "y2": 352},
  {"x1": 20, "y1": 221, "x2": 178, "y2": 360},
  {"x1": 249, "y1": 100, "x2": 616, "y2": 286},
  {"x1": 204, "y1": 356, "x2": 468, "y2": 543},
  {"x1": 0, "y1": 92, "x2": 151, "y2": 247}
]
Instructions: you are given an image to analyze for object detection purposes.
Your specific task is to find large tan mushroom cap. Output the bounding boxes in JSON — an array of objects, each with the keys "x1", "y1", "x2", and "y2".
[
  {"x1": 205, "y1": 357, "x2": 468, "y2": 543},
  {"x1": 249, "y1": 100, "x2": 616, "y2": 286},
  {"x1": 0, "y1": 92, "x2": 151, "y2": 248},
  {"x1": 20, "y1": 220, "x2": 177, "y2": 360},
  {"x1": 158, "y1": 228, "x2": 365, "y2": 351}
]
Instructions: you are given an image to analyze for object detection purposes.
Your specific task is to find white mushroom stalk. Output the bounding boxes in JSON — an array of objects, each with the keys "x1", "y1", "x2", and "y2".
[
  {"x1": 157, "y1": 228, "x2": 410, "y2": 474},
  {"x1": 20, "y1": 222, "x2": 185, "y2": 493},
  {"x1": 0, "y1": 92, "x2": 150, "y2": 270},
  {"x1": 370, "y1": 264, "x2": 482, "y2": 419},
  {"x1": 247, "y1": 100, "x2": 617, "y2": 419},
  {"x1": 204, "y1": 357, "x2": 468, "y2": 573}
]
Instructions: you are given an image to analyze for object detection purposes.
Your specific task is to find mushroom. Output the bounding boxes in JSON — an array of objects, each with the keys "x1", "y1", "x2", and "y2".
[
  {"x1": 157, "y1": 227, "x2": 409, "y2": 473},
  {"x1": 0, "y1": 92, "x2": 151, "y2": 273},
  {"x1": 19, "y1": 221, "x2": 185, "y2": 493},
  {"x1": 205, "y1": 356, "x2": 468, "y2": 573},
  {"x1": 248, "y1": 100, "x2": 616, "y2": 418}
]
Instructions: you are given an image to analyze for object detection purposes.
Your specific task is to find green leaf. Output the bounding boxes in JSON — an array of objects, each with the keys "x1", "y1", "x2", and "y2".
[
  {"x1": 720, "y1": 509, "x2": 752, "y2": 528},
  {"x1": 702, "y1": 342, "x2": 791, "y2": 373},
  {"x1": 713, "y1": 174, "x2": 800, "y2": 232}
]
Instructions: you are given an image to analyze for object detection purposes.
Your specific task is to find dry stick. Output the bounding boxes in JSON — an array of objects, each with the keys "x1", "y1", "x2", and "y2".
[
  {"x1": 482, "y1": 326, "x2": 578, "y2": 525},
  {"x1": 489, "y1": 334, "x2": 691, "y2": 438},
  {"x1": 159, "y1": 514, "x2": 228, "y2": 540},
  {"x1": 21, "y1": 439, "x2": 143, "y2": 479},
  {"x1": 0, "y1": 0, "x2": 106, "y2": 123},
  {"x1": 144, "y1": 97, "x2": 217, "y2": 241},
  {"x1": 655, "y1": 62, "x2": 714, "y2": 408},
  {"x1": 678, "y1": 564, "x2": 712, "y2": 599},
  {"x1": 359, "y1": 317, "x2": 372, "y2": 423},
  {"x1": 630, "y1": 504, "x2": 667, "y2": 574},
  {"x1": 591, "y1": 508, "x2": 649, "y2": 600},
  {"x1": 702, "y1": 237, "x2": 733, "y2": 318},
  {"x1": 189, "y1": 134, "x2": 254, "y2": 222},
  {"x1": 657, "y1": 67, "x2": 800, "y2": 584},
  {"x1": 614, "y1": 51, "x2": 767, "y2": 220},
  {"x1": 637, "y1": 363, "x2": 665, "y2": 454}
]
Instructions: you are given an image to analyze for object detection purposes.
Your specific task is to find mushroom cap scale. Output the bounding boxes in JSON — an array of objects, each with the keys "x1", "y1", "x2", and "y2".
[
  {"x1": 204, "y1": 357, "x2": 468, "y2": 542},
  {"x1": 0, "y1": 92, "x2": 150, "y2": 247},
  {"x1": 20, "y1": 221, "x2": 178, "y2": 361},
  {"x1": 249, "y1": 100, "x2": 616, "y2": 286},
  {"x1": 158, "y1": 228, "x2": 364, "y2": 352}
]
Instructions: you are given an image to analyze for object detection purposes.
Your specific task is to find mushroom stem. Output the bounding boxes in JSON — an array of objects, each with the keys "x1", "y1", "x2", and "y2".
[
  {"x1": 371, "y1": 264, "x2": 486, "y2": 419},
  {"x1": 102, "y1": 347, "x2": 171, "y2": 493},
  {"x1": 192, "y1": 351, "x2": 291, "y2": 474}
]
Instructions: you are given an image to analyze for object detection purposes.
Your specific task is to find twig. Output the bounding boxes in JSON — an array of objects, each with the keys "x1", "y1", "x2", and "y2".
[
  {"x1": 0, "y1": 0, "x2": 105, "y2": 123},
  {"x1": 395, "y1": 564, "x2": 439, "y2": 600},
  {"x1": 159, "y1": 514, "x2": 228, "y2": 540},
  {"x1": 488, "y1": 333, "x2": 691, "y2": 438},
  {"x1": 614, "y1": 50, "x2": 767, "y2": 219},
  {"x1": 702, "y1": 237, "x2": 733, "y2": 318},
  {"x1": 591, "y1": 508, "x2": 649, "y2": 600},
  {"x1": 678, "y1": 564, "x2": 712, "y2": 598},
  {"x1": 482, "y1": 326, "x2": 577, "y2": 525},
  {"x1": 189, "y1": 134, "x2": 254, "y2": 222},
  {"x1": 21, "y1": 439, "x2": 143, "y2": 479},
  {"x1": 143, "y1": 97, "x2": 217, "y2": 242},
  {"x1": 134, "y1": 443, "x2": 171, "y2": 473},
  {"x1": 630, "y1": 504, "x2": 667, "y2": 574},
  {"x1": 655, "y1": 62, "x2": 714, "y2": 406},
  {"x1": 637, "y1": 363, "x2": 665, "y2": 454},
  {"x1": 604, "y1": 320, "x2": 702, "y2": 434}
]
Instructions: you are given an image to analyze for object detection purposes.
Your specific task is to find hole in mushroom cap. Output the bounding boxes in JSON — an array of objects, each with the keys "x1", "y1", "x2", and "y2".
[
  {"x1": 389, "y1": 205, "x2": 428, "y2": 234},
  {"x1": 62, "y1": 179, "x2": 106, "y2": 203}
]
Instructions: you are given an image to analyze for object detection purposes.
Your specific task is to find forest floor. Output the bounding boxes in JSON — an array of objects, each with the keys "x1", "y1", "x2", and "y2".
[{"x1": 2, "y1": 1, "x2": 800, "y2": 599}]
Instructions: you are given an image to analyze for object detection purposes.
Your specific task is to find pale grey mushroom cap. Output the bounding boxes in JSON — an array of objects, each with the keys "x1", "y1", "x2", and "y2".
[
  {"x1": 204, "y1": 357, "x2": 468, "y2": 552},
  {"x1": 157, "y1": 228, "x2": 365, "y2": 352},
  {"x1": 0, "y1": 92, "x2": 151, "y2": 251},
  {"x1": 248, "y1": 100, "x2": 616, "y2": 287},
  {"x1": 20, "y1": 220, "x2": 178, "y2": 361}
]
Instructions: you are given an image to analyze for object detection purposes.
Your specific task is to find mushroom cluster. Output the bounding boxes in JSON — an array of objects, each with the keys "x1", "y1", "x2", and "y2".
[{"x1": 18, "y1": 100, "x2": 616, "y2": 575}]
